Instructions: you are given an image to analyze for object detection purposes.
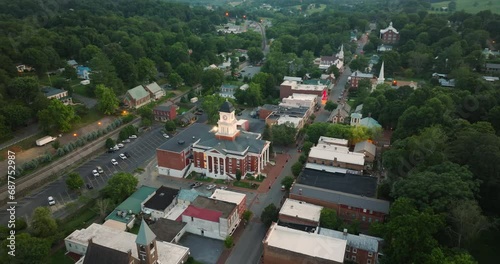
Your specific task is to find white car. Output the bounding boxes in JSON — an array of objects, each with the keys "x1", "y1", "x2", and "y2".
[
  {"x1": 122, "y1": 139, "x2": 131, "y2": 143},
  {"x1": 113, "y1": 145, "x2": 120, "y2": 151},
  {"x1": 163, "y1": 134, "x2": 169, "y2": 138},
  {"x1": 206, "y1": 184, "x2": 216, "y2": 190},
  {"x1": 92, "y1": 170, "x2": 100, "y2": 177},
  {"x1": 117, "y1": 143, "x2": 124, "y2": 148},
  {"x1": 48, "y1": 196, "x2": 56, "y2": 206},
  {"x1": 119, "y1": 153, "x2": 127, "y2": 160},
  {"x1": 218, "y1": 186, "x2": 228, "y2": 190},
  {"x1": 129, "y1": 135, "x2": 137, "y2": 139},
  {"x1": 111, "y1": 159, "x2": 118, "y2": 165}
]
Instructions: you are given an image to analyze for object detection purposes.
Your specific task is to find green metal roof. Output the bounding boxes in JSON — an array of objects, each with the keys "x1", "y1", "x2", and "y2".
[
  {"x1": 136, "y1": 219, "x2": 156, "y2": 246},
  {"x1": 127, "y1": 85, "x2": 150, "y2": 100},
  {"x1": 105, "y1": 185, "x2": 157, "y2": 224}
]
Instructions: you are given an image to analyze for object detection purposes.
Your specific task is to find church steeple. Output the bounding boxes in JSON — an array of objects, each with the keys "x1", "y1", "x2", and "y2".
[
  {"x1": 135, "y1": 219, "x2": 158, "y2": 264},
  {"x1": 338, "y1": 44, "x2": 344, "y2": 60},
  {"x1": 377, "y1": 61, "x2": 385, "y2": 85}
]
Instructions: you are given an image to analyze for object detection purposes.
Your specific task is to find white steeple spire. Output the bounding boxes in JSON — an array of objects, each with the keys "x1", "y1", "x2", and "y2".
[
  {"x1": 338, "y1": 44, "x2": 344, "y2": 60},
  {"x1": 377, "y1": 61, "x2": 385, "y2": 84}
]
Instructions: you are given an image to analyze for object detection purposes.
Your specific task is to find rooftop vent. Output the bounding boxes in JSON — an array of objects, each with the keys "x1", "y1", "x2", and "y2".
[
  {"x1": 178, "y1": 140, "x2": 185, "y2": 145},
  {"x1": 159, "y1": 193, "x2": 165, "y2": 196}
]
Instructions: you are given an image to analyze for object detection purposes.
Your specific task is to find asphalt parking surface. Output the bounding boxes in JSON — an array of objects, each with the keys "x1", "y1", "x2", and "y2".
[{"x1": 179, "y1": 233, "x2": 224, "y2": 264}]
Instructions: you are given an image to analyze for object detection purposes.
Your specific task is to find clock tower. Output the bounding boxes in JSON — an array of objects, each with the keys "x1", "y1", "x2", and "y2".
[{"x1": 216, "y1": 100, "x2": 240, "y2": 140}]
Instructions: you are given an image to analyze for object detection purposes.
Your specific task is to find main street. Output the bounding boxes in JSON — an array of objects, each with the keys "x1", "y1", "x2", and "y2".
[{"x1": 0, "y1": 124, "x2": 168, "y2": 225}]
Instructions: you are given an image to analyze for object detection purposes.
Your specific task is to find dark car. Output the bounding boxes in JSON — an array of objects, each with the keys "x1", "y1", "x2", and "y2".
[
  {"x1": 124, "y1": 152, "x2": 131, "y2": 158},
  {"x1": 86, "y1": 183, "x2": 94, "y2": 189},
  {"x1": 107, "y1": 148, "x2": 115, "y2": 153}
]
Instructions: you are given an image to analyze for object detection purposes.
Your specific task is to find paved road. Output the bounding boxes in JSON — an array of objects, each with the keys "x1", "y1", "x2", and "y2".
[{"x1": 0, "y1": 124, "x2": 167, "y2": 224}]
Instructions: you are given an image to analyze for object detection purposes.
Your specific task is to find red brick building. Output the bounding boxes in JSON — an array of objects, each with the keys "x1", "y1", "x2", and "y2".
[
  {"x1": 379, "y1": 22, "x2": 400, "y2": 44},
  {"x1": 349, "y1": 71, "x2": 375, "y2": 90},
  {"x1": 156, "y1": 101, "x2": 270, "y2": 179},
  {"x1": 123, "y1": 85, "x2": 151, "y2": 109},
  {"x1": 279, "y1": 80, "x2": 326, "y2": 99},
  {"x1": 153, "y1": 102, "x2": 177, "y2": 122}
]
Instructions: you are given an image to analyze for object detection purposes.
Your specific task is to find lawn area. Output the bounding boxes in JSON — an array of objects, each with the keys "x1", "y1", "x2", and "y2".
[
  {"x1": 214, "y1": 179, "x2": 228, "y2": 185},
  {"x1": 49, "y1": 247, "x2": 74, "y2": 264},
  {"x1": 186, "y1": 173, "x2": 214, "y2": 182},
  {"x1": 73, "y1": 84, "x2": 94, "y2": 97},
  {"x1": 177, "y1": 106, "x2": 191, "y2": 115},
  {"x1": 431, "y1": 0, "x2": 500, "y2": 14},
  {"x1": 128, "y1": 224, "x2": 140, "y2": 235},
  {"x1": 233, "y1": 181, "x2": 259, "y2": 189},
  {"x1": 74, "y1": 108, "x2": 103, "y2": 128},
  {"x1": 246, "y1": 175, "x2": 266, "y2": 182}
]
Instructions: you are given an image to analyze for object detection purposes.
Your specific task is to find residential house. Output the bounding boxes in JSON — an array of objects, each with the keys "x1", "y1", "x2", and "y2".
[
  {"x1": 76, "y1": 66, "x2": 91, "y2": 79},
  {"x1": 350, "y1": 113, "x2": 382, "y2": 129},
  {"x1": 179, "y1": 196, "x2": 239, "y2": 240},
  {"x1": 153, "y1": 102, "x2": 177, "y2": 122},
  {"x1": 67, "y1": 60, "x2": 78, "y2": 68},
  {"x1": 354, "y1": 141, "x2": 376, "y2": 163},
  {"x1": 485, "y1": 63, "x2": 500, "y2": 74},
  {"x1": 210, "y1": 189, "x2": 247, "y2": 219},
  {"x1": 262, "y1": 222, "x2": 346, "y2": 264},
  {"x1": 144, "y1": 82, "x2": 165, "y2": 100},
  {"x1": 379, "y1": 22, "x2": 399, "y2": 44},
  {"x1": 141, "y1": 186, "x2": 179, "y2": 221},
  {"x1": 66, "y1": 220, "x2": 190, "y2": 264},
  {"x1": 42, "y1": 87, "x2": 72, "y2": 105},
  {"x1": 177, "y1": 112, "x2": 197, "y2": 126},
  {"x1": 318, "y1": 45, "x2": 344, "y2": 71},
  {"x1": 219, "y1": 84, "x2": 240, "y2": 99},
  {"x1": 377, "y1": 44, "x2": 393, "y2": 52},
  {"x1": 320, "y1": 228, "x2": 383, "y2": 264},
  {"x1": 330, "y1": 103, "x2": 352, "y2": 124},
  {"x1": 124, "y1": 85, "x2": 151, "y2": 109}
]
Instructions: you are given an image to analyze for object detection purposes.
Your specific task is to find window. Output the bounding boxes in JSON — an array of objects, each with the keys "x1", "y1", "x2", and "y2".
[
  {"x1": 352, "y1": 256, "x2": 356, "y2": 261},
  {"x1": 369, "y1": 217, "x2": 372, "y2": 223},
  {"x1": 367, "y1": 260, "x2": 372, "y2": 264},
  {"x1": 191, "y1": 216, "x2": 194, "y2": 221},
  {"x1": 362, "y1": 216, "x2": 366, "y2": 222},
  {"x1": 352, "y1": 248, "x2": 357, "y2": 253},
  {"x1": 346, "y1": 246, "x2": 350, "y2": 252},
  {"x1": 368, "y1": 252, "x2": 373, "y2": 257}
]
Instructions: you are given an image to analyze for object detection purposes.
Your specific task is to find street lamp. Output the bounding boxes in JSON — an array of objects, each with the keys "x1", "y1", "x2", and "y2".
[
  {"x1": 73, "y1": 133, "x2": 78, "y2": 137},
  {"x1": 98, "y1": 122, "x2": 102, "y2": 125}
]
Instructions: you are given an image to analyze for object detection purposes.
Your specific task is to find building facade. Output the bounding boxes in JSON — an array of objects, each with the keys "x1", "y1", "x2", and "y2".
[
  {"x1": 379, "y1": 22, "x2": 399, "y2": 44},
  {"x1": 124, "y1": 85, "x2": 151, "y2": 109},
  {"x1": 280, "y1": 80, "x2": 326, "y2": 99},
  {"x1": 153, "y1": 102, "x2": 177, "y2": 122}
]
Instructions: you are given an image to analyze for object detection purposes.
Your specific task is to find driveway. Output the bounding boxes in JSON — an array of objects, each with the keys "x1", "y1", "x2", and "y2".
[{"x1": 240, "y1": 66, "x2": 261, "y2": 79}]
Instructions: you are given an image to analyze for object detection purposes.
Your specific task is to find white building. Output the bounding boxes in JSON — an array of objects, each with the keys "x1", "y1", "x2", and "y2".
[
  {"x1": 279, "y1": 198, "x2": 323, "y2": 226},
  {"x1": 308, "y1": 142, "x2": 365, "y2": 172},
  {"x1": 144, "y1": 82, "x2": 165, "y2": 100},
  {"x1": 318, "y1": 136, "x2": 349, "y2": 147},
  {"x1": 141, "y1": 186, "x2": 179, "y2": 221}
]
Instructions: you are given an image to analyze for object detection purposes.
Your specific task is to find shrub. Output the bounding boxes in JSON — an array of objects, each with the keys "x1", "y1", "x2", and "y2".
[
  {"x1": 56, "y1": 148, "x2": 66, "y2": 157},
  {"x1": 224, "y1": 236, "x2": 234, "y2": 248}
]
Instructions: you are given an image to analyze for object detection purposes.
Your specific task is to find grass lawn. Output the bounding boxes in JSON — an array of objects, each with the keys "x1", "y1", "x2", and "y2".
[
  {"x1": 233, "y1": 181, "x2": 259, "y2": 189},
  {"x1": 177, "y1": 106, "x2": 191, "y2": 115},
  {"x1": 49, "y1": 247, "x2": 74, "y2": 264},
  {"x1": 246, "y1": 175, "x2": 266, "y2": 182},
  {"x1": 73, "y1": 84, "x2": 94, "y2": 97},
  {"x1": 214, "y1": 179, "x2": 228, "y2": 184},
  {"x1": 73, "y1": 108, "x2": 104, "y2": 130},
  {"x1": 59, "y1": 207, "x2": 98, "y2": 235},
  {"x1": 431, "y1": 0, "x2": 500, "y2": 14},
  {"x1": 128, "y1": 224, "x2": 140, "y2": 235}
]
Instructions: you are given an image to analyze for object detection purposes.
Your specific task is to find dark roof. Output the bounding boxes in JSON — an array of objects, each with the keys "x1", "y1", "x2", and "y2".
[
  {"x1": 149, "y1": 218, "x2": 187, "y2": 243},
  {"x1": 191, "y1": 196, "x2": 236, "y2": 218},
  {"x1": 154, "y1": 102, "x2": 174, "y2": 112},
  {"x1": 143, "y1": 186, "x2": 179, "y2": 211},
  {"x1": 157, "y1": 123, "x2": 212, "y2": 153},
  {"x1": 290, "y1": 183, "x2": 390, "y2": 214},
  {"x1": 219, "y1": 100, "x2": 235, "y2": 113},
  {"x1": 298, "y1": 168, "x2": 377, "y2": 197},
  {"x1": 277, "y1": 220, "x2": 317, "y2": 233},
  {"x1": 42, "y1": 87, "x2": 66, "y2": 97},
  {"x1": 83, "y1": 242, "x2": 132, "y2": 264}
]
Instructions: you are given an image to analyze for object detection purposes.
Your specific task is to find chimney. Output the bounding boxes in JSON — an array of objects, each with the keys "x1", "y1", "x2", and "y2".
[
  {"x1": 343, "y1": 228, "x2": 348, "y2": 237},
  {"x1": 298, "y1": 189, "x2": 302, "y2": 195}
]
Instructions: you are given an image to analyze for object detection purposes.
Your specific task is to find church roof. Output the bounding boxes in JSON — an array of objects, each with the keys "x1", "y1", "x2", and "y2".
[
  {"x1": 135, "y1": 219, "x2": 156, "y2": 246},
  {"x1": 219, "y1": 100, "x2": 235, "y2": 113}
]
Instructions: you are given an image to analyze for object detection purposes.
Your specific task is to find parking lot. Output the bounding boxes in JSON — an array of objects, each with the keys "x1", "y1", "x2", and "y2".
[
  {"x1": 179, "y1": 233, "x2": 224, "y2": 264},
  {"x1": 240, "y1": 65, "x2": 261, "y2": 79}
]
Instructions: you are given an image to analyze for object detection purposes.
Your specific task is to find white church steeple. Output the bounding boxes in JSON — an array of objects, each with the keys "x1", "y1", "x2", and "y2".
[
  {"x1": 338, "y1": 44, "x2": 344, "y2": 60},
  {"x1": 377, "y1": 61, "x2": 385, "y2": 85}
]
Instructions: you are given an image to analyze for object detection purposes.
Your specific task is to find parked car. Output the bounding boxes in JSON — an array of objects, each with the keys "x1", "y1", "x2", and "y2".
[
  {"x1": 48, "y1": 196, "x2": 56, "y2": 206},
  {"x1": 107, "y1": 148, "x2": 115, "y2": 153},
  {"x1": 129, "y1": 135, "x2": 137, "y2": 139},
  {"x1": 92, "y1": 170, "x2": 100, "y2": 177},
  {"x1": 119, "y1": 153, "x2": 127, "y2": 160},
  {"x1": 124, "y1": 152, "x2": 131, "y2": 158},
  {"x1": 218, "y1": 186, "x2": 228, "y2": 190},
  {"x1": 113, "y1": 145, "x2": 120, "y2": 151},
  {"x1": 117, "y1": 143, "x2": 124, "y2": 148},
  {"x1": 122, "y1": 139, "x2": 131, "y2": 143},
  {"x1": 111, "y1": 159, "x2": 118, "y2": 165},
  {"x1": 206, "y1": 184, "x2": 216, "y2": 190},
  {"x1": 86, "y1": 183, "x2": 94, "y2": 190},
  {"x1": 163, "y1": 134, "x2": 170, "y2": 138},
  {"x1": 281, "y1": 185, "x2": 286, "y2": 191},
  {"x1": 96, "y1": 166, "x2": 104, "y2": 174},
  {"x1": 191, "y1": 182, "x2": 202, "y2": 188}
]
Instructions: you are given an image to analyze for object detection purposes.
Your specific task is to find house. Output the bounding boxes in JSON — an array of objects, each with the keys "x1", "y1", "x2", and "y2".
[
  {"x1": 141, "y1": 186, "x2": 179, "y2": 220},
  {"x1": 179, "y1": 196, "x2": 239, "y2": 240},
  {"x1": 105, "y1": 186, "x2": 157, "y2": 229},
  {"x1": 349, "y1": 71, "x2": 375, "y2": 89},
  {"x1": 144, "y1": 82, "x2": 165, "y2": 100},
  {"x1": 65, "y1": 220, "x2": 190, "y2": 264},
  {"x1": 219, "y1": 84, "x2": 240, "y2": 99},
  {"x1": 308, "y1": 142, "x2": 365, "y2": 172},
  {"x1": 177, "y1": 112, "x2": 197, "y2": 126},
  {"x1": 149, "y1": 218, "x2": 187, "y2": 243},
  {"x1": 318, "y1": 45, "x2": 344, "y2": 71},
  {"x1": 156, "y1": 101, "x2": 271, "y2": 179},
  {"x1": 377, "y1": 44, "x2": 393, "y2": 52},
  {"x1": 124, "y1": 85, "x2": 151, "y2": 109},
  {"x1": 379, "y1": 22, "x2": 399, "y2": 44},
  {"x1": 320, "y1": 228, "x2": 383, "y2": 264},
  {"x1": 330, "y1": 103, "x2": 352, "y2": 124},
  {"x1": 153, "y1": 102, "x2": 177, "y2": 122},
  {"x1": 279, "y1": 198, "x2": 323, "y2": 227},
  {"x1": 280, "y1": 80, "x2": 326, "y2": 99},
  {"x1": 483, "y1": 76, "x2": 500, "y2": 82},
  {"x1": 485, "y1": 63, "x2": 500, "y2": 73},
  {"x1": 16, "y1": 64, "x2": 34, "y2": 73},
  {"x1": 432, "y1": 73, "x2": 455, "y2": 87},
  {"x1": 42, "y1": 87, "x2": 72, "y2": 105},
  {"x1": 354, "y1": 141, "x2": 376, "y2": 163},
  {"x1": 317, "y1": 136, "x2": 349, "y2": 147},
  {"x1": 210, "y1": 189, "x2": 247, "y2": 219},
  {"x1": 67, "y1": 60, "x2": 78, "y2": 68},
  {"x1": 76, "y1": 66, "x2": 91, "y2": 79},
  {"x1": 262, "y1": 222, "x2": 346, "y2": 264}
]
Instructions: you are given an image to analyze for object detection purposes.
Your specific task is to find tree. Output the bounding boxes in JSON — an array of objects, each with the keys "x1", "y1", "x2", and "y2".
[
  {"x1": 38, "y1": 99, "x2": 76, "y2": 132},
  {"x1": 0, "y1": 233, "x2": 51, "y2": 264},
  {"x1": 281, "y1": 176, "x2": 294, "y2": 191},
  {"x1": 242, "y1": 210, "x2": 253, "y2": 222},
  {"x1": 324, "y1": 101, "x2": 338, "y2": 111},
  {"x1": 89, "y1": 51, "x2": 124, "y2": 94},
  {"x1": 30, "y1": 207, "x2": 57, "y2": 238},
  {"x1": 349, "y1": 56, "x2": 369, "y2": 71},
  {"x1": 7, "y1": 77, "x2": 41, "y2": 104},
  {"x1": 448, "y1": 200, "x2": 492, "y2": 248},
  {"x1": 105, "y1": 138, "x2": 115, "y2": 149},
  {"x1": 136, "y1": 57, "x2": 157, "y2": 83},
  {"x1": 102, "y1": 172, "x2": 139, "y2": 203},
  {"x1": 235, "y1": 169, "x2": 242, "y2": 181},
  {"x1": 302, "y1": 141, "x2": 313, "y2": 154},
  {"x1": 168, "y1": 72, "x2": 183, "y2": 88},
  {"x1": 201, "y1": 69, "x2": 224, "y2": 91},
  {"x1": 291, "y1": 162, "x2": 303, "y2": 177},
  {"x1": 271, "y1": 122, "x2": 297, "y2": 146},
  {"x1": 0, "y1": 104, "x2": 32, "y2": 129},
  {"x1": 201, "y1": 95, "x2": 233, "y2": 124},
  {"x1": 248, "y1": 47, "x2": 264, "y2": 63},
  {"x1": 138, "y1": 106, "x2": 153, "y2": 127},
  {"x1": 96, "y1": 199, "x2": 112, "y2": 220},
  {"x1": 66, "y1": 172, "x2": 84, "y2": 191},
  {"x1": 113, "y1": 52, "x2": 137, "y2": 85},
  {"x1": 261, "y1": 204, "x2": 279, "y2": 227},
  {"x1": 224, "y1": 236, "x2": 234, "y2": 248},
  {"x1": 164, "y1": 120, "x2": 176, "y2": 132},
  {"x1": 319, "y1": 208, "x2": 341, "y2": 230},
  {"x1": 95, "y1": 84, "x2": 119, "y2": 115}
]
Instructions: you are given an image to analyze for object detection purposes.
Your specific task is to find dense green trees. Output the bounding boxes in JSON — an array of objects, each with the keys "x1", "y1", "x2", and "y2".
[
  {"x1": 102, "y1": 172, "x2": 139, "y2": 204},
  {"x1": 66, "y1": 172, "x2": 85, "y2": 191},
  {"x1": 38, "y1": 99, "x2": 77, "y2": 132},
  {"x1": 95, "y1": 84, "x2": 119, "y2": 115}
]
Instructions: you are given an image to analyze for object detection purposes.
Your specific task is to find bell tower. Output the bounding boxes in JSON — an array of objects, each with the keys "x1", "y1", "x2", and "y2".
[
  {"x1": 216, "y1": 100, "x2": 240, "y2": 140},
  {"x1": 135, "y1": 219, "x2": 158, "y2": 264}
]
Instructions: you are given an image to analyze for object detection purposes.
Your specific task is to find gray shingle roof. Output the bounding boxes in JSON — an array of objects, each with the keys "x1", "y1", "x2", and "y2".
[
  {"x1": 149, "y1": 218, "x2": 187, "y2": 243},
  {"x1": 154, "y1": 102, "x2": 175, "y2": 112},
  {"x1": 354, "y1": 141, "x2": 376, "y2": 156},
  {"x1": 220, "y1": 100, "x2": 235, "y2": 113},
  {"x1": 144, "y1": 82, "x2": 162, "y2": 94},
  {"x1": 83, "y1": 242, "x2": 131, "y2": 264},
  {"x1": 290, "y1": 183, "x2": 390, "y2": 213},
  {"x1": 127, "y1": 85, "x2": 150, "y2": 100},
  {"x1": 319, "y1": 227, "x2": 381, "y2": 252},
  {"x1": 191, "y1": 196, "x2": 236, "y2": 218}
]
